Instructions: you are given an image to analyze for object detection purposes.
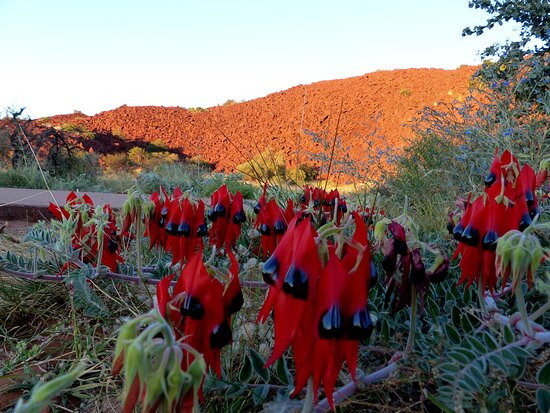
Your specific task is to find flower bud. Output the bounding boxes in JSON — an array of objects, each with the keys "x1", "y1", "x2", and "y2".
[
  {"x1": 142, "y1": 367, "x2": 166, "y2": 412},
  {"x1": 409, "y1": 248, "x2": 426, "y2": 285},
  {"x1": 112, "y1": 320, "x2": 139, "y2": 376},
  {"x1": 426, "y1": 255, "x2": 449, "y2": 283},
  {"x1": 374, "y1": 220, "x2": 386, "y2": 241}
]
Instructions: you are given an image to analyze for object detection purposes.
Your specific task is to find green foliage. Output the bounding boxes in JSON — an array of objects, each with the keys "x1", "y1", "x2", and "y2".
[
  {"x1": 537, "y1": 361, "x2": 550, "y2": 413},
  {"x1": 102, "y1": 152, "x2": 129, "y2": 171},
  {"x1": 126, "y1": 147, "x2": 179, "y2": 170},
  {"x1": 200, "y1": 173, "x2": 257, "y2": 198},
  {"x1": 435, "y1": 330, "x2": 531, "y2": 411},
  {"x1": 64, "y1": 266, "x2": 110, "y2": 318},
  {"x1": 187, "y1": 107, "x2": 207, "y2": 113},
  {"x1": 383, "y1": 65, "x2": 549, "y2": 235},
  {"x1": 145, "y1": 139, "x2": 169, "y2": 153},
  {"x1": 59, "y1": 123, "x2": 95, "y2": 139},
  {"x1": 14, "y1": 360, "x2": 88, "y2": 413},
  {"x1": 237, "y1": 149, "x2": 318, "y2": 186},
  {"x1": 463, "y1": 0, "x2": 550, "y2": 104},
  {"x1": 47, "y1": 148, "x2": 99, "y2": 178},
  {"x1": 0, "y1": 165, "x2": 49, "y2": 189},
  {"x1": 463, "y1": 0, "x2": 549, "y2": 53}
]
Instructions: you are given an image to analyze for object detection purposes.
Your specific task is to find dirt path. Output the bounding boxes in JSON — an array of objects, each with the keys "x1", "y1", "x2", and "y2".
[{"x1": 0, "y1": 187, "x2": 127, "y2": 221}]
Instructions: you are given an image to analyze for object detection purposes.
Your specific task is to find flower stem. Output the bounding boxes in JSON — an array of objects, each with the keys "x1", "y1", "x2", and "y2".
[
  {"x1": 515, "y1": 281, "x2": 533, "y2": 336},
  {"x1": 96, "y1": 231, "x2": 104, "y2": 275},
  {"x1": 301, "y1": 377, "x2": 314, "y2": 413},
  {"x1": 529, "y1": 299, "x2": 550, "y2": 322},
  {"x1": 478, "y1": 277, "x2": 488, "y2": 317},
  {"x1": 405, "y1": 284, "x2": 417, "y2": 353},
  {"x1": 135, "y1": 205, "x2": 153, "y2": 303}
]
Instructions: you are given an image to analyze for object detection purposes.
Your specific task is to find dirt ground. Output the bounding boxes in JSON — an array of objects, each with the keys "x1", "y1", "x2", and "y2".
[{"x1": 0, "y1": 220, "x2": 31, "y2": 255}]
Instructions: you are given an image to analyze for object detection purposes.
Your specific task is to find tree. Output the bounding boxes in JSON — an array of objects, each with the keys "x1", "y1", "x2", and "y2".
[{"x1": 462, "y1": 0, "x2": 550, "y2": 104}]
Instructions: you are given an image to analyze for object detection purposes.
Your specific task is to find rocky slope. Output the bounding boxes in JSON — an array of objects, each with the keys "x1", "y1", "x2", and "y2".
[{"x1": 42, "y1": 66, "x2": 476, "y2": 171}]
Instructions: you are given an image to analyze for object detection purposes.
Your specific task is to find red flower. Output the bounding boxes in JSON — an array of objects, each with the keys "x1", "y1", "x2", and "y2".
[
  {"x1": 452, "y1": 150, "x2": 539, "y2": 291},
  {"x1": 300, "y1": 186, "x2": 347, "y2": 225},
  {"x1": 208, "y1": 185, "x2": 244, "y2": 250},
  {"x1": 49, "y1": 193, "x2": 123, "y2": 272},
  {"x1": 144, "y1": 188, "x2": 168, "y2": 250},
  {"x1": 155, "y1": 251, "x2": 243, "y2": 380},
  {"x1": 258, "y1": 211, "x2": 374, "y2": 410}
]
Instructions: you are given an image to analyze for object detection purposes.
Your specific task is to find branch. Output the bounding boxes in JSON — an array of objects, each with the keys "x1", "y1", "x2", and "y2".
[
  {"x1": 0, "y1": 267, "x2": 266, "y2": 289},
  {"x1": 314, "y1": 353, "x2": 402, "y2": 413}
]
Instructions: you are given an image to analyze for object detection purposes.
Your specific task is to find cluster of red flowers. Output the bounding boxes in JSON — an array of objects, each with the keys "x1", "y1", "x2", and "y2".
[
  {"x1": 144, "y1": 185, "x2": 246, "y2": 265},
  {"x1": 450, "y1": 150, "x2": 543, "y2": 291},
  {"x1": 49, "y1": 192, "x2": 123, "y2": 271},
  {"x1": 257, "y1": 211, "x2": 373, "y2": 409},
  {"x1": 300, "y1": 185, "x2": 348, "y2": 225},
  {"x1": 145, "y1": 187, "x2": 207, "y2": 265},
  {"x1": 253, "y1": 185, "x2": 295, "y2": 257},
  {"x1": 208, "y1": 184, "x2": 245, "y2": 250},
  {"x1": 253, "y1": 185, "x2": 348, "y2": 258},
  {"x1": 155, "y1": 251, "x2": 243, "y2": 384}
]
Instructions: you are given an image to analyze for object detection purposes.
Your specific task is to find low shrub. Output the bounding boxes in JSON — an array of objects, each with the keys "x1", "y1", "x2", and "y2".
[
  {"x1": 0, "y1": 165, "x2": 47, "y2": 189},
  {"x1": 103, "y1": 152, "x2": 129, "y2": 171},
  {"x1": 200, "y1": 173, "x2": 257, "y2": 198}
]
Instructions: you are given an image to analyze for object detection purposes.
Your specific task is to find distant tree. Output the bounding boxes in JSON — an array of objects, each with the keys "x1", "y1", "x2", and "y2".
[
  {"x1": 462, "y1": 0, "x2": 550, "y2": 103},
  {"x1": 463, "y1": 0, "x2": 549, "y2": 55}
]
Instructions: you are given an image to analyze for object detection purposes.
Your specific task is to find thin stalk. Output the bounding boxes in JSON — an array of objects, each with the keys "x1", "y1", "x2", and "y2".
[
  {"x1": 515, "y1": 282, "x2": 533, "y2": 336},
  {"x1": 301, "y1": 377, "x2": 314, "y2": 413},
  {"x1": 95, "y1": 231, "x2": 104, "y2": 275},
  {"x1": 69, "y1": 285, "x2": 81, "y2": 359},
  {"x1": 135, "y1": 205, "x2": 154, "y2": 303},
  {"x1": 478, "y1": 277, "x2": 488, "y2": 317},
  {"x1": 529, "y1": 299, "x2": 550, "y2": 321},
  {"x1": 405, "y1": 284, "x2": 417, "y2": 353},
  {"x1": 0, "y1": 267, "x2": 268, "y2": 289}
]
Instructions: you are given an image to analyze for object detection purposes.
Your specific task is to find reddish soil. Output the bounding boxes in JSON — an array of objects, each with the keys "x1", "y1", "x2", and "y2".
[{"x1": 41, "y1": 66, "x2": 476, "y2": 171}]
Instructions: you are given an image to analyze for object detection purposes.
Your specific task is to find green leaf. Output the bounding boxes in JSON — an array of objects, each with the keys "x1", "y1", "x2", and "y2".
[
  {"x1": 536, "y1": 388, "x2": 550, "y2": 413},
  {"x1": 488, "y1": 354, "x2": 509, "y2": 374},
  {"x1": 452, "y1": 305, "x2": 461, "y2": 327},
  {"x1": 439, "y1": 373, "x2": 457, "y2": 383},
  {"x1": 510, "y1": 346, "x2": 531, "y2": 359},
  {"x1": 538, "y1": 361, "x2": 550, "y2": 385},
  {"x1": 252, "y1": 384, "x2": 270, "y2": 406},
  {"x1": 466, "y1": 336, "x2": 485, "y2": 353},
  {"x1": 381, "y1": 318, "x2": 390, "y2": 341},
  {"x1": 449, "y1": 350, "x2": 470, "y2": 365},
  {"x1": 455, "y1": 348, "x2": 477, "y2": 361},
  {"x1": 483, "y1": 331, "x2": 498, "y2": 350},
  {"x1": 276, "y1": 356, "x2": 290, "y2": 386},
  {"x1": 461, "y1": 314, "x2": 474, "y2": 333},
  {"x1": 503, "y1": 324, "x2": 515, "y2": 344},
  {"x1": 509, "y1": 355, "x2": 527, "y2": 380},
  {"x1": 427, "y1": 297, "x2": 440, "y2": 321},
  {"x1": 64, "y1": 268, "x2": 109, "y2": 318},
  {"x1": 439, "y1": 362, "x2": 460, "y2": 373},
  {"x1": 462, "y1": 372, "x2": 479, "y2": 392},
  {"x1": 427, "y1": 393, "x2": 453, "y2": 413},
  {"x1": 225, "y1": 383, "x2": 246, "y2": 398},
  {"x1": 249, "y1": 349, "x2": 270, "y2": 382},
  {"x1": 463, "y1": 287, "x2": 471, "y2": 304},
  {"x1": 502, "y1": 348, "x2": 519, "y2": 366},
  {"x1": 239, "y1": 355, "x2": 252, "y2": 383},
  {"x1": 470, "y1": 363, "x2": 488, "y2": 386},
  {"x1": 445, "y1": 324, "x2": 461, "y2": 345}
]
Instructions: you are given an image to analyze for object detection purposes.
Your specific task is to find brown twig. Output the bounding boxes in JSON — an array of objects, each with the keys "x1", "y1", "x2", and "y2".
[{"x1": 0, "y1": 267, "x2": 267, "y2": 289}]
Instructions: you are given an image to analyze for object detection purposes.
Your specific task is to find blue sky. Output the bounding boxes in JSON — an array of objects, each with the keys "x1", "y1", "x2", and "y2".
[{"x1": 0, "y1": 0, "x2": 521, "y2": 119}]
